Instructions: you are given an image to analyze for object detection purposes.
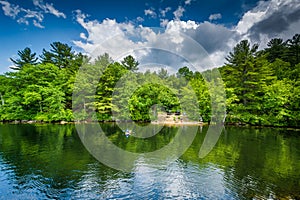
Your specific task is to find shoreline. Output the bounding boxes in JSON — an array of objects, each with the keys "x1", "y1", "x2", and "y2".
[
  {"x1": 151, "y1": 121, "x2": 206, "y2": 126},
  {"x1": 0, "y1": 120, "x2": 300, "y2": 130}
]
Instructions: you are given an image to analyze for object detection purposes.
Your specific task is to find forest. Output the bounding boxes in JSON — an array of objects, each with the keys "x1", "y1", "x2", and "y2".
[{"x1": 0, "y1": 34, "x2": 299, "y2": 127}]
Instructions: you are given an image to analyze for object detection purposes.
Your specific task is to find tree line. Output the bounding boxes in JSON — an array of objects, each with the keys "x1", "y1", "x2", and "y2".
[{"x1": 0, "y1": 34, "x2": 299, "y2": 127}]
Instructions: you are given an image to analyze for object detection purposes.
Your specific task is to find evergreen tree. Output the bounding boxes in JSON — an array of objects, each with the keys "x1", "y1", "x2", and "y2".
[
  {"x1": 286, "y1": 34, "x2": 300, "y2": 67},
  {"x1": 265, "y1": 38, "x2": 287, "y2": 63},
  {"x1": 10, "y1": 47, "x2": 38, "y2": 70},
  {"x1": 40, "y1": 42, "x2": 85, "y2": 72},
  {"x1": 121, "y1": 55, "x2": 139, "y2": 71},
  {"x1": 224, "y1": 40, "x2": 259, "y2": 106}
]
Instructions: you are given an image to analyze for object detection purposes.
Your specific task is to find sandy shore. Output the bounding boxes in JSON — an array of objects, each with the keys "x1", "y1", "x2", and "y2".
[{"x1": 151, "y1": 121, "x2": 205, "y2": 126}]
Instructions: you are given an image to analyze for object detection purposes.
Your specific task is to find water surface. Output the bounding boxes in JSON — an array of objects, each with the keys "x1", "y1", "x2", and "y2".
[{"x1": 0, "y1": 124, "x2": 299, "y2": 199}]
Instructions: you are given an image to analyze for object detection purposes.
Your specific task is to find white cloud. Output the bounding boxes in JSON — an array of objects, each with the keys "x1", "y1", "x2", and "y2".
[
  {"x1": 235, "y1": 9, "x2": 266, "y2": 35},
  {"x1": 73, "y1": 11, "x2": 223, "y2": 71},
  {"x1": 0, "y1": 0, "x2": 66, "y2": 28},
  {"x1": 173, "y1": 6, "x2": 185, "y2": 20},
  {"x1": 136, "y1": 16, "x2": 144, "y2": 22},
  {"x1": 80, "y1": 32, "x2": 87, "y2": 40},
  {"x1": 144, "y1": 7, "x2": 157, "y2": 18},
  {"x1": 209, "y1": 13, "x2": 222, "y2": 21},
  {"x1": 73, "y1": 10, "x2": 140, "y2": 59},
  {"x1": 160, "y1": 19, "x2": 169, "y2": 27},
  {"x1": 22, "y1": 8, "x2": 43, "y2": 22},
  {"x1": 33, "y1": 0, "x2": 66, "y2": 18},
  {"x1": 236, "y1": 0, "x2": 300, "y2": 48},
  {"x1": 160, "y1": 7, "x2": 171, "y2": 17},
  {"x1": 17, "y1": 17, "x2": 29, "y2": 25},
  {"x1": 73, "y1": 0, "x2": 300, "y2": 72},
  {"x1": 166, "y1": 20, "x2": 198, "y2": 31},
  {"x1": 185, "y1": 0, "x2": 192, "y2": 5},
  {"x1": 14, "y1": 8, "x2": 44, "y2": 27},
  {"x1": 0, "y1": 0, "x2": 20, "y2": 18},
  {"x1": 33, "y1": 19, "x2": 44, "y2": 28}
]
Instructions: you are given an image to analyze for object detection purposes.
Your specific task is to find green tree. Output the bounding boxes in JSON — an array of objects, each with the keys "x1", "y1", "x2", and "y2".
[
  {"x1": 94, "y1": 62, "x2": 127, "y2": 121},
  {"x1": 223, "y1": 40, "x2": 259, "y2": 106},
  {"x1": 10, "y1": 47, "x2": 38, "y2": 70},
  {"x1": 0, "y1": 64, "x2": 69, "y2": 121},
  {"x1": 94, "y1": 53, "x2": 113, "y2": 68},
  {"x1": 189, "y1": 72, "x2": 211, "y2": 121},
  {"x1": 40, "y1": 42, "x2": 84, "y2": 72},
  {"x1": 221, "y1": 40, "x2": 277, "y2": 124},
  {"x1": 128, "y1": 83, "x2": 180, "y2": 121},
  {"x1": 265, "y1": 38, "x2": 287, "y2": 63},
  {"x1": 158, "y1": 68, "x2": 168, "y2": 79},
  {"x1": 121, "y1": 55, "x2": 139, "y2": 71},
  {"x1": 286, "y1": 34, "x2": 300, "y2": 66},
  {"x1": 177, "y1": 66, "x2": 193, "y2": 81}
]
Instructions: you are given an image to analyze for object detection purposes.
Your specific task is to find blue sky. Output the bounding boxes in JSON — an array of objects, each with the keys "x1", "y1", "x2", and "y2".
[{"x1": 0, "y1": 0, "x2": 299, "y2": 73}]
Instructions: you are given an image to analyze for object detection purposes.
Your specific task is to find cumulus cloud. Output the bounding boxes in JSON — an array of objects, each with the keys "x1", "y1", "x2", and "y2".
[
  {"x1": 183, "y1": 21, "x2": 235, "y2": 53},
  {"x1": 80, "y1": 32, "x2": 87, "y2": 40},
  {"x1": 160, "y1": 7, "x2": 171, "y2": 17},
  {"x1": 73, "y1": 10, "x2": 139, "y2": 59},
  {"x1": 73, "y1": 11, "x2": 226, "y2": 71},
  {"x1": 144, "y1": 7, "x2": 157, "y2": 18},
  {"x1": 160, "y1": 19, "x2": 169, "y2": 27},
  {"x1": 209, "y1": 13, "x2": 222, "y2": 21},
  {"x1": 0, "y1": 0, "x2": 66, "y2": 28},
  {"x1": 73, "y1": 0, "x2": 300, "y2": 71},
  {"x1": 236, "y1": 0, "x2": 300, "y2": 47},
  {"x1": 173, "y1": 6, "x2": 185, "y2": 20},
  {"x1": 249, "y1": 0, "x2": 300, "y2": 42}
]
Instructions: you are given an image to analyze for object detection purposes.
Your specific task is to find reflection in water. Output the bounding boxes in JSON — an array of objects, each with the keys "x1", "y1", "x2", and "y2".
[
  {"x1": 77, "y1": 123, "x2": 198, "y2": 171},
  {"x1": 0, "y1": 124, "x2": 299, "y2": 199}
]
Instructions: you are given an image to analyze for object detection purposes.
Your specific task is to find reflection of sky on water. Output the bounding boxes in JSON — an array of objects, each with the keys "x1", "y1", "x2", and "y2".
[
  {"x1": 1, "y1": 124, "x2": 299, "y2": 199},
  {"x1": 0, "y1": 155, "x2": 49, "y2": 199},
  {"x1": 70, "y1": 156, "x2": 234, "y2": 199},
  {"x1": 0, "y1": 153, "x2": 272, "y2": 199},
  {"x1": 127, "y1": 157, "x2": 235, "y2": 199},
  {"x1": 0, "y1": 157, "x2": 16, "y2": 196}
]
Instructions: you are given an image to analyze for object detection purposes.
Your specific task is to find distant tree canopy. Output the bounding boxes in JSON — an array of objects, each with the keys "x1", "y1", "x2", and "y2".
[{"x1": 2, "y1": 34, "x2": 300, "y2": 127}]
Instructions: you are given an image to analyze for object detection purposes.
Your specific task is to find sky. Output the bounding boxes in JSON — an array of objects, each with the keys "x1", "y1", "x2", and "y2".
[{"x1": 0, "y1": 0, "x2": 299, "y2": 74}]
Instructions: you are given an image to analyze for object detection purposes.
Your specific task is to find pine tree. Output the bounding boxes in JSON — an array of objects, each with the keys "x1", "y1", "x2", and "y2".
[{"x1": 10, "y1": 47, "x2": 38, "y2": 70}]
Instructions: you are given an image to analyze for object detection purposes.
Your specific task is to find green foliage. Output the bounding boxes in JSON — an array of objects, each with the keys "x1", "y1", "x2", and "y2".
[
  {"x1": 177, "y1": 66, "x2": 193, "y2": 80},
  {"x1": 265, "y1": 38, "x2": 287, "y2": 63},
  {"x1": 129, "y1": 83, "x2": 180, "y2": 121},
  {"x1": 121, "y1": 55, "x2": 139, "y2": 71},
  {"x1": 0, "y1": 64, "x2": 69, "y2": 122},
  {"x1": 10, "y1": 47, "x2": 38, "y2": 70},
  {"x1": 220, "y1": 34, "x2": 300, "y2": 127},
  {"x1": 1, "y1": 34, "x2": 300, "y2": 127},
  {"x1": 286, "y1": 34, "x2": 300, "y2": 67},
  {"x1": 40, "y1": 42, "x2": 86, "y2": 72}
]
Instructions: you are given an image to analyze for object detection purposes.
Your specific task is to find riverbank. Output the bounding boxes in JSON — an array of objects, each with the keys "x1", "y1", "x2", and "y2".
[
  {"x1": 1, "y1": 119, "x2": 299, "y2": 130},
  {"x1": 151, "y1": 120, "x2": 206, "y2": 126}
]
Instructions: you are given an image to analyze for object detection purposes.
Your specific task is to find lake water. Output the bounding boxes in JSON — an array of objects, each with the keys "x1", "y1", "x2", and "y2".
[{"x1": 0, "y1": 123, "x2": 299, "y2": 199}]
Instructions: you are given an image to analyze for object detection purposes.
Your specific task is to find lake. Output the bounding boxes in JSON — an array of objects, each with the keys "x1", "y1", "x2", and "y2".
[{"x1": 0, "y1": 123, "x2": 299, "y2": 199}]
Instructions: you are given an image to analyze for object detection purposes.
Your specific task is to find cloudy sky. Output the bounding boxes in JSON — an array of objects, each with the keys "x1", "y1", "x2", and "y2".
[{"x1": 0, "y1": 0, "x2": 299, "y2": 73}]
